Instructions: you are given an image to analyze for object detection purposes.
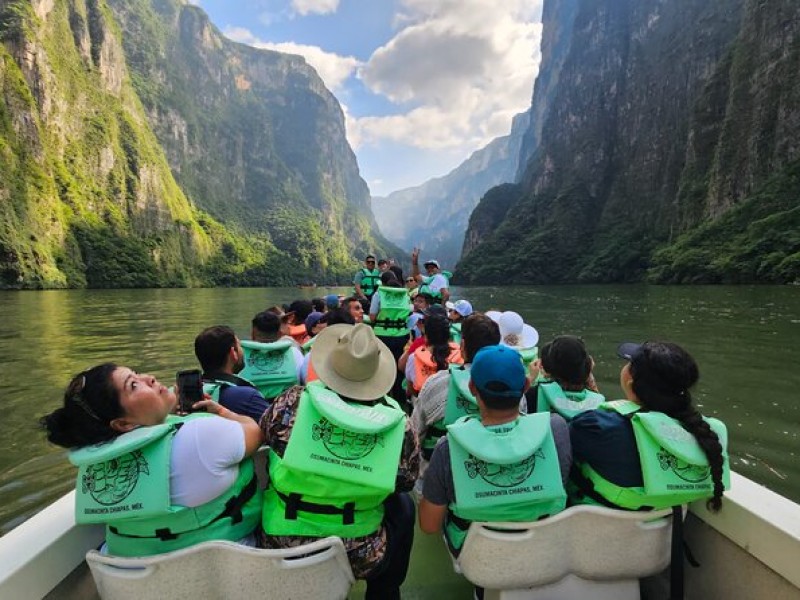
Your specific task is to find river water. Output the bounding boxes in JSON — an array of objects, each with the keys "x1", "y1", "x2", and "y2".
[{"x1": 0, "y1": 285, "x2": 798, "y2": 536}]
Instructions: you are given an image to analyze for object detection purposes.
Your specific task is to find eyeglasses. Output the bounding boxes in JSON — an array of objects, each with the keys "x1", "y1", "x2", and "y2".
[
  {"x1": 67, "y1": 373, "x2": 103, "y2": 423},
  {"x1": 366, "y1": 260, "x2": 375, "y2": 264},
  {"x1": 406, "y1": 278, "x2": 415, "y2": 283}
]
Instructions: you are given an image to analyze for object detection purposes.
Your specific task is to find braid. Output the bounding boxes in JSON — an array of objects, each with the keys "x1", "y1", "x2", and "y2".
[
  {"x1": 673, "y1": 400, "x2": 725, "y2": 512},
  {"x1": 631, "y1": 342, "x2": 725, "y2": 512}
]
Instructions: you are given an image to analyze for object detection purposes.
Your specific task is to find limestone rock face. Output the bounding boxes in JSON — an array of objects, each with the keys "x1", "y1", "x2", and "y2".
[
  {"x1": 107, "y1": 0, "x2": 399, "y2": 279},
  {"x1": 458, "y1": 0, "x2": 800, "y2": 284},
  {"x1": 0, "y1": 0, "x2": 398, "y2": 288}
]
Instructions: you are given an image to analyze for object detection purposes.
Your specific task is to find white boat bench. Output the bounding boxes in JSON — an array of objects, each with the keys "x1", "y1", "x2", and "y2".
[
  {"x1": 453, "y1": 504, "x2": 673, "y2": 600},
  {"x1": 86, "y1": 536, "x2": 355, "y2": 600}
]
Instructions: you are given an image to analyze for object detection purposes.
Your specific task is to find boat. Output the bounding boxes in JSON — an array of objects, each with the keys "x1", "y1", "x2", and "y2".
[{"x1": 0, "y1": 470, "x2": 797, "y2": 599}]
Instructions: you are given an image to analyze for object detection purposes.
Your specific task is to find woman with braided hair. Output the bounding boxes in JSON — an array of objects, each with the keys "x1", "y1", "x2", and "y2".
[{"x1": 568, "y1": 341, "x2": 728, "y2": 511}]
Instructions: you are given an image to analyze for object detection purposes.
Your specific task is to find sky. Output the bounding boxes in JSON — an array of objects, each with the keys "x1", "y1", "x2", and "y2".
[{"x1": 188, "y1": 0, "x2": 544, "y2": 197}]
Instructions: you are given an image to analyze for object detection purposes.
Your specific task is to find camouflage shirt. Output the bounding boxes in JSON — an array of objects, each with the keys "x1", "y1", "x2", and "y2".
[{"x1": 257, "y1": 385, "x2": 420, "y2": 578}]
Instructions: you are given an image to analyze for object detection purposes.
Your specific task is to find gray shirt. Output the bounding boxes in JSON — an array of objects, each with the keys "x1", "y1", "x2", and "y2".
[{"x1": 422, "y1": 413, "x2": 572, "y2": 506}]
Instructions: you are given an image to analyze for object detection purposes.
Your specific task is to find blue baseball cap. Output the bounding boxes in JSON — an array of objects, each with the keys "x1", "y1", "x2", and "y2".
[
  {"x1": 471, "y1": 345, "x2": 526, "y2": 398},
  {"x1": 324, "y1": 294, "x2": 340, "y2": 309}
]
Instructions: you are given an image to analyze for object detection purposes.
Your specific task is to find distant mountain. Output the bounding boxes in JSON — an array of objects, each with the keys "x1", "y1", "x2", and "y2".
[
  {"x1": 0, "y1": 0, "x2": 398, "y2": 289},
  {"x1": 371, "y1": 111, "x2": 529, "y2": 269},
  {"x1": 457, "y1": 0, "x2": 800, "y2": 285}
]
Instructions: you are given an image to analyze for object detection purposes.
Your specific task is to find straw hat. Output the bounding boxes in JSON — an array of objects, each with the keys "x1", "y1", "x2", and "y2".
[{"x1": 310, "y1": 324, "x2": 396, "y2": 401}]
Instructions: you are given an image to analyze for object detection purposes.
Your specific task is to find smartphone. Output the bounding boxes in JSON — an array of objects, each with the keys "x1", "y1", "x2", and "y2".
[{"x1": 176, "y1": 369, "x2": 204, "y2": 413}]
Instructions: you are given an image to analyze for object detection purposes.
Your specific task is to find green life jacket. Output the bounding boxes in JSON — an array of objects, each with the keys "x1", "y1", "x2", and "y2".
[
  {"x1": 450, "y1": 322, "x2": 462, "y2": 345},
  {"x1": 518, "y1": 346, "x2": 538, "y2": 368},
  {"x1": 302, "y1": 336, "x2": 316, "y2": 354},
  {"x1": 239, "y1": 339, "x2": 299, "y2": 400},
  {"x1": 358, "y1": 268, "x2": 381, "y2": 297},
  {"x1": 573, "y1": 400, "x2": 730, "y2": 510},
  {"x1": 201, "y1": 374, "x2": 256, "y2": 403},
  {"x1": 70, "y1": 414, "x2": 262, "y2": 557},
  {"x1": 372, "y1": 286, "x2": 411, "y2": 337},
  {"x1": 536, "y1": 381, "x2": 605, "y2": 421},
  {"x1": 443, "y1": 365, "x2": 478, "y2": 426},
  {"x1": 418, "y1": 271, "x2": 450, "y2": 303},
  {"x1": 445, "y1": 414, "x2": 567, "y2": 552},
  {"x1": 263, "y1": 382, "x2": 406, "y2": 538}
]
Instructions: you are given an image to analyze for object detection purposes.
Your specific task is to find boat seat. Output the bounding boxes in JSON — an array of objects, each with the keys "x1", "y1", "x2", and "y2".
[
  {"x1": 455, "y1": 504, "x2": 673, "y2": 600},
  {"x1": 86, "y1": 536, "x2": 354, "y2": 600}
]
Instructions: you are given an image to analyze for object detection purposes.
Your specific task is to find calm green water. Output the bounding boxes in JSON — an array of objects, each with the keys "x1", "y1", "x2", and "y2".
[{"x1": 0, "y1": 285, "x2": 798, "y2": 541}]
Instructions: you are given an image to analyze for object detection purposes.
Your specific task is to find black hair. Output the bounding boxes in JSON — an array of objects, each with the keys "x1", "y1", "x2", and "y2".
[
  {"x1": 287, "y1": 300, "x2": 314, "y2": 322},
  {"x1": 461, "y1": 313, "x2": 501, "y2": 363},
  {"x1": 389, "y1": 265, "x2": 404, "y2": 282},
  {"x1": 380, "y1": 270, "x2": 402, "y2": 287},
  {"x1": 311, "y1": 297, "x2": 325, "y2": 312},
  {"x1": 477, "y1": 386, "x2": 522, "y2": 411},
  {"x1": 40, "y1": 363, "x2": 123, "y2": 448},
  {"x1": 540, "y1": 335, "x2": 592, "y2": 390},
  {"x1": 630, "y1": 341, "x2": 725, "y2": 512},
  {"x1": 326, "y1": 308, "x2": 356, "y2": 325},
  {"x1": 194, "y1": 325, "x2": 237, "y2": 372},
  {"x1": 252, "y1": 310, "x2": 281, "y2": 341},
  {"x1": 414, "y1": 292, "x2": 434, "y2": 306},
  {"x1": 424, "y1": 315, "x2": 452, "y2": 371}
]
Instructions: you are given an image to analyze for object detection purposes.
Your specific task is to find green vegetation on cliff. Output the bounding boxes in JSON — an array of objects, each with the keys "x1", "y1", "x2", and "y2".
[
  {"x1": 0, "y1": 0, "x2": 397, "y2": 289},
  {"x1": 457, "y1": 0, "x2": 799, "y2": 285}
]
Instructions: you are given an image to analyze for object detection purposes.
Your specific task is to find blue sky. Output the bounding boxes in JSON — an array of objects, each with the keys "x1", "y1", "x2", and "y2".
[{"x1": 188, "y1": 0, "x2": 544, "y2": 196}]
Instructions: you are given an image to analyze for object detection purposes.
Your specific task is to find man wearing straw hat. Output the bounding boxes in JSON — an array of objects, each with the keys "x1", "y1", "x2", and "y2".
[{"x1": 257, "y1": 323, "x2": 420, "y2": 600}]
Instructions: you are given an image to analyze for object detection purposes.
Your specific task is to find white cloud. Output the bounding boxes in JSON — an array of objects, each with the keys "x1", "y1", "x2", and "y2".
[
  {"x1": 291, "y1": 0, "x2": 339, "y2": 16},
  {"x1": 223, "y1": 27, "x2": 360, "y2": 93},
  {"x1": 350, "y1": 0, "x2": 543, "y2": 154}
]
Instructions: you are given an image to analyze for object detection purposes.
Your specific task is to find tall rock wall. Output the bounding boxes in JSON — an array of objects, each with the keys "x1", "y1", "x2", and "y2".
[{"x1": 458, "y1": 0, "x2": 800, "y2": 284}]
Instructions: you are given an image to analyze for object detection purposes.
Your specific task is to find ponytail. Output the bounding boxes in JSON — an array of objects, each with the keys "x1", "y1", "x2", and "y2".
[{"x1": 40, "y1": 363, "x2": 122, "y2": 449}]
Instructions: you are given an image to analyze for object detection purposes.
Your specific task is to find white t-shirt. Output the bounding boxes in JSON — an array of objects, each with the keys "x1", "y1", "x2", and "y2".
[
  {"x1": 421, "y1": 273, "x2": 448, "y2": 295},
  {"x1": 169, "y1": 417, "x2": 246, "y2": 507}
]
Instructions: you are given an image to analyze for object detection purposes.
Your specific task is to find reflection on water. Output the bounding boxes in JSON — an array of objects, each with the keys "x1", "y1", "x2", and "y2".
[{"x1": 0, "y1": 285, "x2": 798, "y2": 534}]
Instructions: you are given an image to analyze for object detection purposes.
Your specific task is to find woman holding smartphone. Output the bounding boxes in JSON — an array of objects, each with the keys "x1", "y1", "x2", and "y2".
[{"x1": 41, "y1": 363, "x2": 264, "y2": 557}]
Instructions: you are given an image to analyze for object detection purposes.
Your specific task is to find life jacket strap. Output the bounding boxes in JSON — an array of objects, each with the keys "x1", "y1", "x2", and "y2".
[
  {"x1": 279, "y1": 491, "x2": 356, "y2": 526},
  {"x1": 569, "y1": 465, "x2": 653, "y2": 511},
  {"x1": 108, "y1": 471, "x2": 258, "y2": 541},
  {"x1": 372, "y1": 318, "x2": 407, "y2": 329}
]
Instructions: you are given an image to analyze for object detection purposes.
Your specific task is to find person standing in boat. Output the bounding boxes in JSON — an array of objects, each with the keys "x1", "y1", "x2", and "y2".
[
  {"x1": 354, "y1": 254, "x2": 381, "y2": 301},
  {"x1": 41, "y1": 364, "x2": 264, "y2": 557},
  {"x1": 369, "y1": 271, "x2": 412, "y2": 402},
  {"x1": 569, "y1": 341, "x2": 729, "y2": 511},
  {"x1": 410, "y1": 248, "x2": 450, "y2": 305},
  {"x1": 194, "y1": 325, "x2": 269, "y2": 422},
  {"x1": 418, "y1": 345, "x2": 571, "y2": 556},
  {"x1": 258, "y1": 324, "x2": 419, "y2": 600},
  {"x1": 525, "y1": 335, "x2": 604, "y2": 421}
]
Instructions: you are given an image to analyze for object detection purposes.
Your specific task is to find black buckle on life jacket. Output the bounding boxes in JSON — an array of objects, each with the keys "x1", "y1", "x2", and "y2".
[
  {"x1": 211, "y1": 472, "x2": 258, "y2": 526},
  {"x1": 154, "y1": 528, "x2": 179, "y2": 541},
  {"x1": 279, "y1": 491, "x2": 357, "y2": 525},
  {"x1": 373, "y1": 318, "x2": 407, "y2": 329}
]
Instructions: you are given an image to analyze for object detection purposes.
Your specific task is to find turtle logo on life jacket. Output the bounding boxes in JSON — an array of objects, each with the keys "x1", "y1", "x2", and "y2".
[
  {"x1": 249, "y1": 349, "x2": 287, "y2": 374},
  {"x1": 312, "y1": 418, "x2": 381, "y2": 461},
  {"x1": 464, "y1": 449, "x2": 543, "y2": 488},
  {"x1": 81, "y1": 451, "x2": 149, "y2": 506},
  {"x1": 657, "y1": 449, "x2": 710, "y2": 483},
  {"x1": 455, "y1": 393, "x2": 478, "y2": 415}
]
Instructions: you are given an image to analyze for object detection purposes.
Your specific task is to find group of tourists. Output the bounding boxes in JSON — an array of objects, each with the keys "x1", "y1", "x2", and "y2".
[{"x1": 41, "y1": 253, "x2": 730, "y2": 598}]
